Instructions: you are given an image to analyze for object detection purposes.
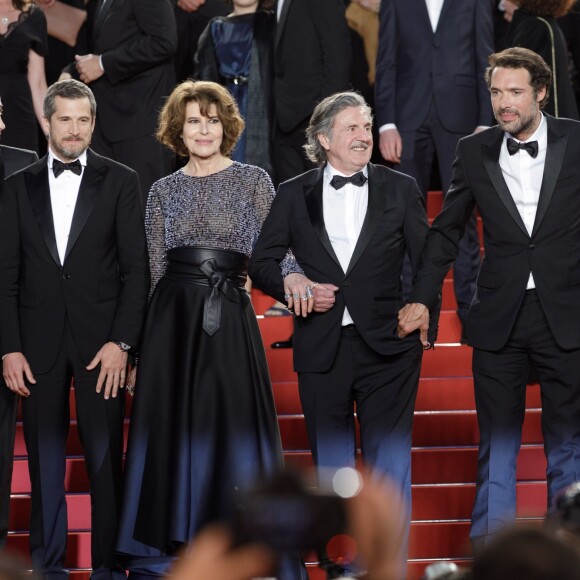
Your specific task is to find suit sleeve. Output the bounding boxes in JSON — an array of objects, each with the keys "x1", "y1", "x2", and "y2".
[
  {"x1": 108, "y1": 169, "x2": 150, "y2": 347},
  {"x1": 248, "y1": 184, "x2": 295, "y2": 304},
  {"x1": 194, "y1": 21, "x2": 221, "y2": 82},
  {"x1": 307, "y1": 0, "x2": 352, "y2": 97},
  {"x1": 410, "y1": 140, "x2": 477, "y2": 310},
  {"x1": 0, "y1": 179, "x2": 23, "y2": 356},
  {"x1": 100, "y1": 0, "x2": 178, "y2": 85},
  {"x1": 374, "y1": 0, "x2": 397, "y2": 127},
  {"x1": 475, "y1": 0, "x2": 494, "y2": 127}
]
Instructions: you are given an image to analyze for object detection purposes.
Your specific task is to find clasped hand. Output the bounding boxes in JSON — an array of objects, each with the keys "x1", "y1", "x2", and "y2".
[
  {"x1": 397, "y1": 303, "x2": 431, "y2": 348},
  {"x1": 283, "y1": 273, "x2": 338, "y2": 318}
]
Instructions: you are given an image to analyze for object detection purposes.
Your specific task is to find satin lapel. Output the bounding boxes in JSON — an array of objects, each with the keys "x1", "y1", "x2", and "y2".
[
  {"x1": 304, "y1": 169, "x2": 341, "y2": 269},
  {"x1": 25, "y1": 160, "x2": 61, "y2": 267},
  {"x1": 482, "y1": 130, "x2": 529, "y2": 237},
  {"x1": 531, "y1": 124, "x2": 567, "y2": 237},
  {"x1": 64, "y1": 153, "x2": 107, "y2": 262},
  {"x1": 275, "y1": 0, "x2": 292, "y2": 49},
  {"x1": 345, "y1": 165, "x2": 384, "y2": 277},
  {"x1": 93, "y1": 0, "x2": 114, "y2": 40}
]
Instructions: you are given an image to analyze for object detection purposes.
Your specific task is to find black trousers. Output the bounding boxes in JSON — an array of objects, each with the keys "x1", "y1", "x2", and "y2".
[
  {"x1": 0, "y1": 387, "x2": 18, "y2": 549},
  {"x1": 273, "y1": 120, "x2": 316, "y2": 186},
  {"x1": 22, "y1": 324, "x2": 125, "y2": 580},
  {"x1": 298, "y1": 327, "x2": 421, "y2": 574},
  {"x1": 471, "y1": 290, "x2": 580, "y2": 541}
]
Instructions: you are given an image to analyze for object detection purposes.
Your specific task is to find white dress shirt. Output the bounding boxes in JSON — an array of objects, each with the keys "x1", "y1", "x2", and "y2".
[
  {"x1": 425, "y1": 0, "x2": 444, "y2": 32},
  {"x1": 323, "y1": 163, "x2": 369, "y2": 326},
  {"x1": 48, "y1": 148, "x2": 87, "y2": 264},
  {"x1": 499, "y1": 114, "x2": 547, "y2": 289}
]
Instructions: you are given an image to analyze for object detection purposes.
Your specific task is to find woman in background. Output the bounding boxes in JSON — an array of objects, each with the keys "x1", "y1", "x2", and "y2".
[
  {"x1": 506, "y1": 0, "x2": 579, "y2": 118},
  {"x1": 0, "y1": 0, "x2": 47, "y2": 152},
  {"x1": 116, "y1": 80, "x2": 304, "y2": 580},
  {"x1": 195, "y1": 0, "x2": 275, "y2": 180}
]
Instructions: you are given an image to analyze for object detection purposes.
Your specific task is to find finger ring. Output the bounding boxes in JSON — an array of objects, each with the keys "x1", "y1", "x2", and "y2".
[
  {"x1": 423, "y1": 341, "x2": 432, "y2": 350},
  {"x1": 284, "y1": 293, "x2": 291, "y2": 300},
  {"x1": 301, "y1": 295, "x2": 308, "y2": 301},
  {"x1": 311, "y1": 282, "x2": 319, "y2": 288},
  {"x1": 305, "y1": 287, "x2": 313, "y2": 298},
  {"x1": 127, "y1": 385, "x2": 135, "y2": 397},
  {"x1": 293, "y1": 293, "x2": 300, "y2": 299}
]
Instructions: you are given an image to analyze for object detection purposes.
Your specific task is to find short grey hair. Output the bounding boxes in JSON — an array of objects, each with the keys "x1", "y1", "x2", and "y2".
[
  {"x1": 44, "y1": 79, "x2": 97, "y2": 119},
  {"x1": 303, "y1": 92, "x2": 373, "y2": 166}
]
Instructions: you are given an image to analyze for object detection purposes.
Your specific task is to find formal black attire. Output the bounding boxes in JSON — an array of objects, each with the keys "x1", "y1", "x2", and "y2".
[
  {"x1": 0, "y1": 144, "x2": 38, "y2": 551},
  {"x1": 196, "y1": 11, "x2": 275, "y2": 178},
  {"x1": 506, "y1": 9, "x2": 579, "y2": 120},
  {"x1": 65, "y1": 0, "x2": 178, "y2": 205},
  {"x1": 116, "y1": 164, "x2": 305, "y2": 580},
  {"x1": 375, "y1": 0, "x2": 494, "y2": 328},
  {"x1": 249, "y1": 163, "x2": 437, "y2": 574},
  {"x1": 273, "y1": 0, "x2": 351, "y2": 183},
  {"x1": 0, "y1": 149, "x2": 149, "y2": 579},
  {"x1": 411, "y1": 115, "x2": 580, "y2": 542},
  {"x1": 0, "y1": 6, "x2": 47, "y2": 153}
]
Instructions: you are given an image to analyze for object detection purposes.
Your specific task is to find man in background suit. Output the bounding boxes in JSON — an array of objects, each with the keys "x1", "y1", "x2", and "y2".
[
  {"x1": 0, "y1": 98, "x2": 38, "y2": 552},
  {"x1": 63, "y1": 0, "x2": 178, "y2": 204},
  {"x1": 274, "y1": 0, "x2": 352, "y2": 184},
  {"x1": 399, "y1": 48, "x2": 580, "y2": 545},
  {"x1": 0, "y1": 80, "x2": 149, "y2": 578},
  {"x1": 375, "y1": 0, "x2": 494, "y2": 338},
  {"x1": 250, "y1": 92, "x2": 436, "y2": 578}
]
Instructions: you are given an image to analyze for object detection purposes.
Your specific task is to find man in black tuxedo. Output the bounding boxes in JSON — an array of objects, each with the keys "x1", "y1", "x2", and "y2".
[
  {"x1": 375, "y1": 0, "x2": 494, "y2": 337},
  {"x1": 274, "y1": 0, "x2": 352, "y2": 184},
  {"x1": 250, "y1": 92, "x2": 435, "y2": 577},
  {"x1": 399, "y1": 48, "x2": 580, "y2": 545},
  {"x1": 63, "y1": 0, "x2": 177, "y2": 204},
  {"x1": 0, "y1": 99, "x2": 38, "y2": 552},
  {"x1": 0, "y1": 80, "x2": 149, "y2": 579}
]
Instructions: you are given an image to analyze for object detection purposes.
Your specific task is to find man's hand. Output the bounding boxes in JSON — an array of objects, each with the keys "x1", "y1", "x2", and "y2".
[
  {"x1": 2, "y1": 353, "x2": 36, "y2": 397},
  {"x1": 283, "y1": 272, "x2": 316, "y2": 318},
  {"x1": 75, "y1": 54, "x2": 104, "y2": 84},
  {"x1": 86, "y1": 342, "x2": 128, "y2": 400},
  {"x1": 177, "y1": 0, "x2": 205, "y2": 12},
  {"x1": 312, "y1": 283, "x2": 339, "y2": 313},
  {"x1": 379, "y1": 128, "x2": 403, "y2": 164},
  {"x1": 170, "y1": 525, "x2": 276, "y2": 580},
  {"x1": 397, "y1": 303, "x2": 430, "y2": 348}
]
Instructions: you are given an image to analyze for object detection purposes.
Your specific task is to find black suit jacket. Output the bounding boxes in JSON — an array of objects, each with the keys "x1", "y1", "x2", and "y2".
[
  {"x1": 0, "y1": 145, "x2": 38, "y2": 177},
  {"x1": 67, "y1": 0, "x2": 177, "y2": 142},
  {"x1": 0, "y1": 149, "x2": 150, "y2": 373},
  {"x1": 274, "y1": 0, "x2": 352, "y2": 133},
  {"x1": 249, "y1": 163, "x2": 436, "y2": 373},
  {"x1": 411, "y1": 115, "x2": 580, "y2": 351},
  {"x1": 375, "y1": 0, "x2": 493, "y2": 132}
]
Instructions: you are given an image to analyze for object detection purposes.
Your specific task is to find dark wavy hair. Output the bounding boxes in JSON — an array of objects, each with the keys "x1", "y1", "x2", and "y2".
[
  {"x1": 514, "y1": 0, "x2": 576, "y2": 18},
  {"x1": 485, "y1": 47, "x2": 553, "y2": 109},
  {"x1": 157, "y1": 80, "x2": 245, "y2": 158},
  {"x1": 223, "y1": 0, "x2": 274, "y2": 9}
]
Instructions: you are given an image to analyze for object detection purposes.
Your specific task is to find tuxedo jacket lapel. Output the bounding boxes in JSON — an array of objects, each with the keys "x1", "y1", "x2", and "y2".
[
  {"x1": 26, "y1": 158, "x2": 61, "y2": 267},
  {"x1": 304, "y1": 169, "x2": 342, "y2": 270},
  {"x1": 345, "y1": 164, "x2": 384, "y2": 277},
  {"x1": 416, "y1": 0, "x2": 435, "y2": 35},
  {"x1": 532, "y1": 120, "x2": 567, "y2": 237},
  {"x1": 436, "y1": 0, "x2": 455, "y2": 32},
  {"x1": 482, "y1": 129, "x2": 529, "y2": 237},
  {"x1": 93, "y1": 0, "x2": 114, "y2": 40},
  {"x1": 64, "y1": 150, "x2": 107, "y2": 262},
  {"x1": 275, "y1": 0, "x2": 292, "y2": 49}
]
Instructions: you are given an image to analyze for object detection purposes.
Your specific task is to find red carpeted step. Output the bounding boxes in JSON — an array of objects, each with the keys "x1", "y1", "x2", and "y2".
[{"x1": 9, "y1": 494, "x2": 91, "y2": 531}]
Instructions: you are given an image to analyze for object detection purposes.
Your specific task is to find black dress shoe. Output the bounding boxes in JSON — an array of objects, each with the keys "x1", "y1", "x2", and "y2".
[{"x1": 271, "y1": 335, "x2": 293, "y2": 349}]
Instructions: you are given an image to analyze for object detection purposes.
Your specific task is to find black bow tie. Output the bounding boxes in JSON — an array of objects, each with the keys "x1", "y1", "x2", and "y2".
[
  {"x1": 52, "y1": 158, "x2": 82, "y2": 178},
  {"x1": 506, "y1": 138, "x2": 539, "y2": 158},
  {"x1": 330, "y1": 171, "x2": 367, "y2": 190}
]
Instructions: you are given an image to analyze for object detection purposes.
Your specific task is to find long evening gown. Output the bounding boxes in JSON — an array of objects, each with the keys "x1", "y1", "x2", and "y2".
[
  {"x1": 0, "y1": 5, "x2": 47, "y2": 152},
  {"x1": 116, "y1": 162, "x2": 305, "y2": 580}
]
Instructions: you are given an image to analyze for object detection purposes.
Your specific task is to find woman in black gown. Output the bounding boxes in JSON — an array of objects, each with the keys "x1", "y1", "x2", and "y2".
[
  {"x1": 506, "y1": 0, "x2": 579, "y2": 119},
  {"x1": 0, "y1": 0, "x2": 47, "y2": 152},
  {"x1": 195, "y1": 0, "x2": 275, "y2": 179},
  {"x1": 116, "y1": 80, "x2": 305, "y2": 580}
]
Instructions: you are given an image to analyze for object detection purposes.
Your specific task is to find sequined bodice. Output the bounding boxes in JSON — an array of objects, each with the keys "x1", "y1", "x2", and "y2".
[{"x1": 145, "y1": 162, "x2": 275, "y2": 291}]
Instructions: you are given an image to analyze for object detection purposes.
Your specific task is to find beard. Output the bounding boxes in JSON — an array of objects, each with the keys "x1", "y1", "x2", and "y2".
[
  {"x1": 494, "y1": 99, "x2": 540, "y2": 140},
  {"x1": 51, "y1": 136, "x2": 90, "y2": 161}
]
